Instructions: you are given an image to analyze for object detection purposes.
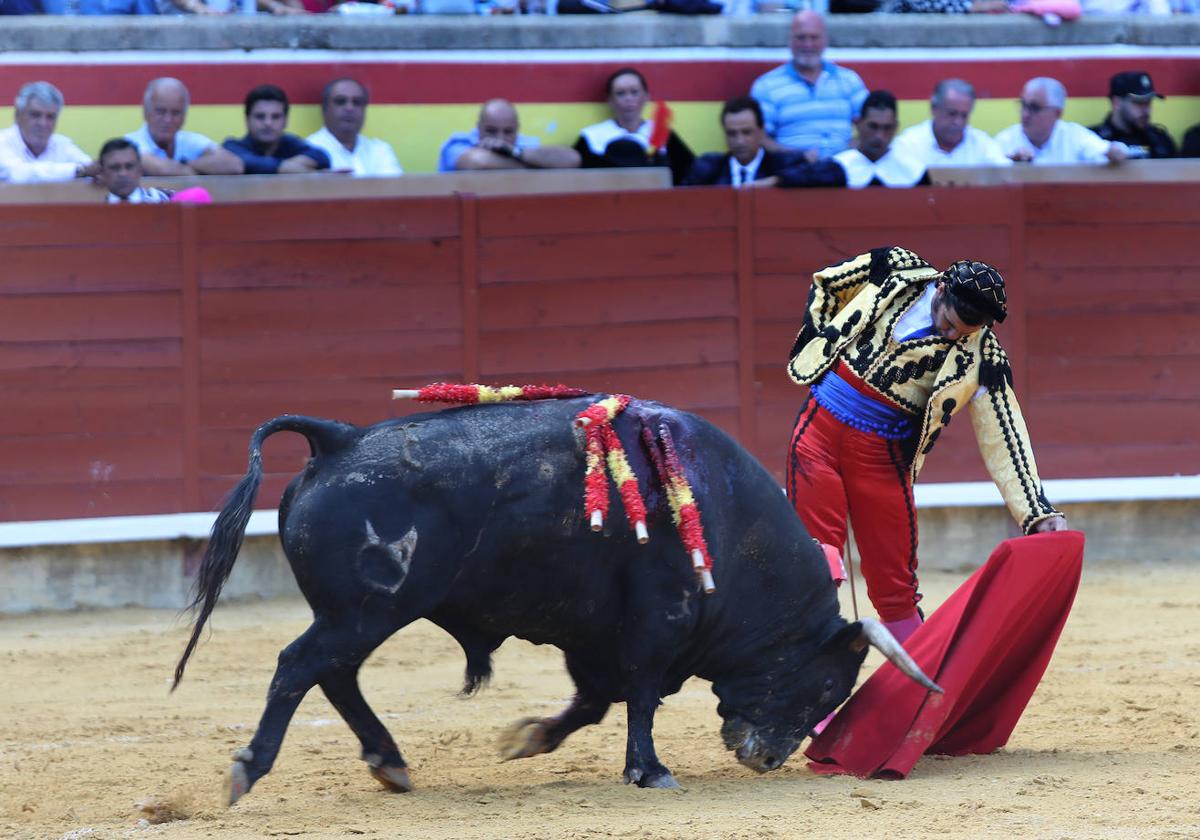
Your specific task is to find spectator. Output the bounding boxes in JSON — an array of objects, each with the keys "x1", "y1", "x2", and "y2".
[
  {"x1": 307, "y1": 79, "x2": 404, "y2": 177},
  {"x1": 126, "y1": 78, "x2": 244, "y2": 176},
  {"x1": 1090, "y1": 71, "x2": 1176, "y2": 159},
  {"x1": 683, "y1": 96, "x2": 845, "y2": 189},
  {"x1": 1182, "y1": 124, "x2": 1200, "y2": 158},
  {"x1": 439, "y1": 99, "x2": 579, "y2": 172},
  {"x1": 0, "y1": 81, "x2": 97, "y2": 184},
  {"x1": 156, "y1": 0, "x2": 304, "y2": 12},
  {"x1": 1080, "y1": 0, "x2": 1169, "y2": 12},
  {"x1": 886, "y1": 0, "x2": 1009, "y2": 9},
  {"x1": 574, "y1": 67, "x2": 695, "y2": 186},
  {"x1": 78, "y1": 0, "x2": 157, "y2": 13},
  {"x1": 995, "y1": 77, "x2": 1126, "y2": 165},
  {"x1": 223, "y1": 85, "x2": 332, "y2": 175},
  {"x1": 748, "y1": 11, "x2": 867, "y2": 162},
  {"x1": 892, "y1": 79, "x2": 1010, "y2": 168},
  {"x1": 96, "y1": 138, "x2": 171, "y2": 204},
  {"x1": 833, "y1": 90, "x2": 928, "y2": 188}
]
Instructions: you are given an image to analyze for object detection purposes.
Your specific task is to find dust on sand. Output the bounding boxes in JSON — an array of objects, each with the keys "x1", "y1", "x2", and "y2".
[{"x1": 2, "y1": 565, "x2": 1198, "y2": 840}]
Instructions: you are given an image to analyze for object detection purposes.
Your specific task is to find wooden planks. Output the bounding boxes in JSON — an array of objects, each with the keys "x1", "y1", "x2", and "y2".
[{"x1": 3, "y1": 182, "x2": 1200, "y2": 523}]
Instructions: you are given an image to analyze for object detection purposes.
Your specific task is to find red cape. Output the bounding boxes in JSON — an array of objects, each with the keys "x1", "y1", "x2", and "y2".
[{"x1": 805, "y1": 530, "x2": 1085, "y2": 779}]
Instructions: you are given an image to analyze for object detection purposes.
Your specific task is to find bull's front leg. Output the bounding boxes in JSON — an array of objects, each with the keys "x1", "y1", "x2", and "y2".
[{"x1": 622, "y1": 685, "x2": 678, "y2": 789}]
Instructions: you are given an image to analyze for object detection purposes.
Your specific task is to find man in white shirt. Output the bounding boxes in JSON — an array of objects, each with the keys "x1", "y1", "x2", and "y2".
[
  {"x1": 833, "y1": 90, "x2": 927, "y2": 189},
  {"x1": 0, "y1": 81, "x2": 97, "y2": 184},
  {"x1": 306, "y1": 79, "x2": 403, "y2": 178},
  {"x1": 126, "y1": 78, "x2": 243, "y2": 177},
  {"x1": 892, "y1": 79, "x2": 1010, "y2": 169},
  {"x1": 97, "y1": 138, "x2": 172, "y2": 204},
  {"x1": 994, "y1": 77, "x2": 1127, "y2": 166}
]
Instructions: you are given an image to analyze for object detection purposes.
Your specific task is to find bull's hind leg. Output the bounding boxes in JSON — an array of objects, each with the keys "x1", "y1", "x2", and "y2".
[
  {"x1": 499, "y1": 651, "x2": 611, "y2": 761},
  {"x1": 227, "y1": 617, "x2": 404, "y2": 805},
  {"x1": 318, "y1": 664, "x2": 412, "y2": 793}
]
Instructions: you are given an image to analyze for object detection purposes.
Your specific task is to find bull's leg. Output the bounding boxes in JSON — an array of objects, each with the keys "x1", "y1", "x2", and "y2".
[
  {"x1": 498, "y1": 650, "x2": 611, "y2": 761},
  {"x1": 616, "y1": 567, "x2": 695, "y2": 790},
  {"x1": 498, "y1": 693, "x2": 610, "y2": 761},
  {"x1": 319, "y1": 665, "x2": 412, "y2": 793},
  {"x1": 227, "y1": 617, "x2": 401, "y2": 805},
  {"x1": 622, "y1": 684, "x2": 677, "y2": 789}
]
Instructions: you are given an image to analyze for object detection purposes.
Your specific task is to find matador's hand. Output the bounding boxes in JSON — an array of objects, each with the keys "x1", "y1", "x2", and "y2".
[{"x1": 1032, "y1": 515, "x2": 1069, "y2": 533}]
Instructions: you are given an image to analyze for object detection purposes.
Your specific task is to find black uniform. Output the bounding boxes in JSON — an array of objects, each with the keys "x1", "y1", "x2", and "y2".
[{"x1": 1090, "y1": 115, "x2": 1177, "y2": 159}]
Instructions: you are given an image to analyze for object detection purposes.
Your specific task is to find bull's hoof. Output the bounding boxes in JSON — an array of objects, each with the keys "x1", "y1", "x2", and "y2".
[
  {"x1": 497, "y1": 717, "x2": 552, "y2": 761},
  {"x1": 369, "y1": 764, "x2": 413, "y2": 793},
  {"x1": 623, "y1": 768, "x2": 680, "y2": 789},
  {"x1": 225, "y1": 761, "x2": 250, "y2": 807}
]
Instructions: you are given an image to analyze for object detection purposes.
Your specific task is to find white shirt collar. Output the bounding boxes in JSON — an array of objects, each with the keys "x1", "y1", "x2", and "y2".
[{"x1": 728, "y1": 148, "x2": 765, "y2": 186}]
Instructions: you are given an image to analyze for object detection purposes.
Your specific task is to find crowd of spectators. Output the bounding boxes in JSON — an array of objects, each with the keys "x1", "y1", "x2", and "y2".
[
  {"x1": 2, "y1": 0, "x2": 1199, "y2": 13},
  {"x1": 0, "y1": 12, "x2": 1196, "y2": 199}
]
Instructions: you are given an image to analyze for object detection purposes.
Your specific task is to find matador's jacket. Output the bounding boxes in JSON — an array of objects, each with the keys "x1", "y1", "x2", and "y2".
[{"x1": 786, "y1": 246, "x2": 1060, "y2": 535}]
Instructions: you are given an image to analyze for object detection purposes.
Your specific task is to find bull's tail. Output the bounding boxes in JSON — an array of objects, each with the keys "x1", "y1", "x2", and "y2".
[{"x1": 172, "y1": 415, "x2": 357, "y2": 691}]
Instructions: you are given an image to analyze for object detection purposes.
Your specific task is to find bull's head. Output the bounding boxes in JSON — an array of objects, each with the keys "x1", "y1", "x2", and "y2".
[{"x1": 716, "y1": 618, "x2": 941, "y2": 774}]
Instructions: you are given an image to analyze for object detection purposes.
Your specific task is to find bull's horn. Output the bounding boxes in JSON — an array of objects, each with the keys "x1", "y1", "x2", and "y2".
[{"x1": 859, "y1": 618, "x2": 944, "y2": 694}]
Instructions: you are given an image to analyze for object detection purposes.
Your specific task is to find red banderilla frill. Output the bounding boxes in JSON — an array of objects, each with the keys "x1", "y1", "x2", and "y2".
[
  {"x1": 574, "y1": 396, "x2": 649, "y2": 544},
  {"x1": 640, "y1": 423, "x2": 715, "y2": 594},
  {"x1": 391, "y1": 383, "x2": 590, "y2": 404}
]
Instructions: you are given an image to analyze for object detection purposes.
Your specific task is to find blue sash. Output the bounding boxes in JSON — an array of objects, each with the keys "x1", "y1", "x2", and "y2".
[{"x1": 811, "y1": 369, "x2": 914, "y2": 440}]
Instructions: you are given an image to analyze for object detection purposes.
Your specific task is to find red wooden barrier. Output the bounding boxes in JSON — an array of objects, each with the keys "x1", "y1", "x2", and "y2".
[{"x1": 1, "y1": 183, "x2": 1196, "y2": 523}]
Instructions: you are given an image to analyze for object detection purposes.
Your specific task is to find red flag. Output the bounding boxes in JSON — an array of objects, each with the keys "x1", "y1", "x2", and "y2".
[
  {"x1": 805, "y1": 531, "x2": 1085, "y2": 779},
  {"x1": 648, "y1": 100, "x2": 673, "y2": 154}
]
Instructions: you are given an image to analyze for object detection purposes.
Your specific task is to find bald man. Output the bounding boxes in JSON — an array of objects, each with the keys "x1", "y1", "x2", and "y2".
[
  {"x1": 749, "y1": 11, "x2": 867, "y2": 161},
  {"x1": 126, "y1": 78, "x2": 243, "y2": 176},
  {"x1": 438, "y1": 99, "x2": 580, "y2": 172}
]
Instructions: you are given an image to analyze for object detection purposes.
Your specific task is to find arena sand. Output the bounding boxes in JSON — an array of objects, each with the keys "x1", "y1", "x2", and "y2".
[{"x1": 2, "y1": 564, "x2": 1198, "y2": 840}]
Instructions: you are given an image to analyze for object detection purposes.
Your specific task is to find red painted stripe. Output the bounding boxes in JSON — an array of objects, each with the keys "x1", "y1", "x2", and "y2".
[{"x1": 1, "y1": 56, "x2": 1196, "y2": 107}]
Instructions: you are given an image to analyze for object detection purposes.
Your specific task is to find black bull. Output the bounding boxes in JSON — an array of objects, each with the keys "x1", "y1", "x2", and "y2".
[{"x1": 174, "y1": 396, "x2": 938, "y2": 803}]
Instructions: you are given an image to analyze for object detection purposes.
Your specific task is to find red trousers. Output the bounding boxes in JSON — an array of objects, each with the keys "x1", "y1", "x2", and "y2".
[{"x1": 786, "y1": 393, "x2": 922, "y2": 622}]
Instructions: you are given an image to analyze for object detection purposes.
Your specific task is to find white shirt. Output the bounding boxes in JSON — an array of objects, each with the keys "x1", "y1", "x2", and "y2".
[
  {"x1": 993, "y1": 121, "x2": 1116, "y2": 165},
  {"x1": 892, "y1": 120, "x2": 1011, "y2": 168},
  {"x1": 0, "y1": 124, "x2": 91, "y2": 183},
  {"x1": 579, "y1": 119, "x2": 655, "y2": 155},
  {"x1": 306, "y1": 126, "x2": 403, "y2": 177},
  {"x1": 106, "y1": 186, "x2": 172, "y2": 204},
  {"x1": 728, "y1": 148, "x2": 764, "y2": 186},
  {"x1": 834, "y1": 146, "x2": 926, "y2": 189},
  {"x1": 126, "y1": 123, "x2": 216, "y2": 164}
]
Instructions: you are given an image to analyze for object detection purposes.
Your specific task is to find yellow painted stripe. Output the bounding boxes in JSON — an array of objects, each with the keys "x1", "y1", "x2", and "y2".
[{"x1": 59, "y1": 97, "x2": 1200, "y2": 175}]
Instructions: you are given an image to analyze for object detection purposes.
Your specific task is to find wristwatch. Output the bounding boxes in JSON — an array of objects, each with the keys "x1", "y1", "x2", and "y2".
[{"x1": 511, "y1": 145, "x2": 524, "y2": 163}]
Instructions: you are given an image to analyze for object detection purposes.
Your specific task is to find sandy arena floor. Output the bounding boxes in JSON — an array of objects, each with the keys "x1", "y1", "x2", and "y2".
[{"x1": 2, "y1": 563, "x2": 1199, "y2": 840}]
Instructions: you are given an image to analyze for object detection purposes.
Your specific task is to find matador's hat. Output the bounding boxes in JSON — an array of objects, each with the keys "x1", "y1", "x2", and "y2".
[{"x1": 943, "y1": 260, "x2": 1007, "y2": 324}]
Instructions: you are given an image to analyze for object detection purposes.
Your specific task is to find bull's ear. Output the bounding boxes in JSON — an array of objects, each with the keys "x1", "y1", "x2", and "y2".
[{"x1": 820, "y1": 621, "x2": 865, "y2": 653}]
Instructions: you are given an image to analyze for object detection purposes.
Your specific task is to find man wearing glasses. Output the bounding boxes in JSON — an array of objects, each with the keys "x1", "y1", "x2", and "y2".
[
  {"x1": 995, "y1": 77, "x2": 1127, "y2": 165},
  {"x1": 306, "y1": 78, "x2": 404, "y2": 177}
]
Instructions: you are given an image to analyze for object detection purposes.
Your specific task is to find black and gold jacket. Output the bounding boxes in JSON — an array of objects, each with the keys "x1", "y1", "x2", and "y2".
[{"x1": 786, "y1": 247, "x2": 1059, "y2": 534}]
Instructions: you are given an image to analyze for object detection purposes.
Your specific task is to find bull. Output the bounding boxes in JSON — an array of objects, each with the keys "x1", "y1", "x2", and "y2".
[{"x1": 173, "y1": 395, "x2": 938, "y2": 804}]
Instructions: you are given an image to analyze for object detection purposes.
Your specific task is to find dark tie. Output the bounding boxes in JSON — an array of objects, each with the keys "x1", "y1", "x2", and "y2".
[{"x1": 739, "y1": 166, "x2": 751, "y2": 185}]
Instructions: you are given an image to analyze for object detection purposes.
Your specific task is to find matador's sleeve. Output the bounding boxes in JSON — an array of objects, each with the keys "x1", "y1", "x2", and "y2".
[
  {"x1": 968, "y1": 330, "x2": 1061, "y2": 534},
  {"x1": 788, "y1": 246, "x2": 929, "y2": 361}
]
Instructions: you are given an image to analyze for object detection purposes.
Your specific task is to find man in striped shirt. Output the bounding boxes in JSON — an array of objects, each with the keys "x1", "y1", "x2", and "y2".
[{"x1": 749, "y1": 11, "x2": 868, "y2": 162}]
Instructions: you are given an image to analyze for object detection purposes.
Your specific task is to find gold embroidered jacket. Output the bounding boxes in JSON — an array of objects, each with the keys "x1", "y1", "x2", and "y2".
[{"x1": 786, "y1": 247, "x2": 1060, "y2": 535}]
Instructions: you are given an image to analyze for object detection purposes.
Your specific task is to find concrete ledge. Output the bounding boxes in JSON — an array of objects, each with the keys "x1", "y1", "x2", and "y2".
[
  {"x1": 0, "y1": 535, "x2": 297, "y2": 613},
  {"x1": 0, "y1": 15, "x2": 1197, "y2": 52}
]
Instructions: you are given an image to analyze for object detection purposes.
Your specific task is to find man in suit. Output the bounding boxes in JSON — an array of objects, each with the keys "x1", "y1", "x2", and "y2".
[{"x1": 683, "y1": 96, "x2": 844, "y2": 188}]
